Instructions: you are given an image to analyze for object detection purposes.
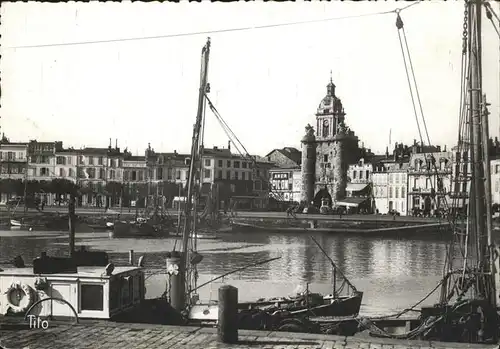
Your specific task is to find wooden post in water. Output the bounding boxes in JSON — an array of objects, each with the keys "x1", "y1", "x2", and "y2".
[
  {"x1": 218, "y1": 285, "x2": 238, "y2": 344},
  {"x1": 69, "y1": 194, "x2": 76, "y2": 258}
]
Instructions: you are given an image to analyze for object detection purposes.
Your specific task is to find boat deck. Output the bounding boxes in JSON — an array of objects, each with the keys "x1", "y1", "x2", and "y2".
[{"x1": 0, "y1": 320, "x2": 495, "y2": 349}]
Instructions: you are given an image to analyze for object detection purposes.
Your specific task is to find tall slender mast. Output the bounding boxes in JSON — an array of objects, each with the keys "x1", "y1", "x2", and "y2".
[{"x1": 181, "y1": 38, "x2": 211, "y2": 272}]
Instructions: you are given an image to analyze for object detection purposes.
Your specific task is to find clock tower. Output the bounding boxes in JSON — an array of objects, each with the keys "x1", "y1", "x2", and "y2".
[{"x1": 300, "y1": 75, "x2": 360, "y2": 207}]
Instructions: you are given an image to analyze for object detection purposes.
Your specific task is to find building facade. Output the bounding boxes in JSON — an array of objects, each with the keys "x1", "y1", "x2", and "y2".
[{"x1": 407, "y1": 151, "x2": 453, "y2": 216}]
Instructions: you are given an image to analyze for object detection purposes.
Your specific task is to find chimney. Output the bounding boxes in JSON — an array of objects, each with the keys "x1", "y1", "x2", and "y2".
[
  {"x1": 444, "y1": 145, "x2": 447, "y2": 151},
  {"x1": 228, "y1": 141, "x2": 231, "y2": 151},
  {"x1": 108, "y1": 138, "x2": 112, "y2": 151},
  {"x1": 174, "y1": 150, "x2": 177, "y2": 155},
  {"x1": 115, "y1": 139, "x2": 118, "y2": 149},
  {"x1": 214, "y1": 146, "x2": 218, "y2": 150},
  {"x1": 437, "y1": 145, "x2": 441, "y2": 152},
  {"x1": 385, "y1": 146, "x2": 389, "y2": 158}
]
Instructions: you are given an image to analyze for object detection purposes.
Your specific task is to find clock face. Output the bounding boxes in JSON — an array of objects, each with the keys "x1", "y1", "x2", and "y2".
[{"x1": 323, "y1": 119, "x2": 329, "y2": 126}]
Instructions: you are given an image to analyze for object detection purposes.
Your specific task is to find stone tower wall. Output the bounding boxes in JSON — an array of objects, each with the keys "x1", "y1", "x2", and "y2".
[
  {"x1": 300, "y1": 140, "x2": 316, "y2": 204},
  {"x1": 332, "y1": 139, "x2": 347, "y2": 202}
]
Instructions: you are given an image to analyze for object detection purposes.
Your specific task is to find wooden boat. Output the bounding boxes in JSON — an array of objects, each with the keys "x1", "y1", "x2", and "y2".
[
  {"x1": 10, "y1": 219, "x2": 21, "y2": 227},
  {"x1": 238, "y1": 291, "x2": 363, "y2": 318},
  {"x1": 112, "y1": 220, "x2": 164, "y2": 238}
]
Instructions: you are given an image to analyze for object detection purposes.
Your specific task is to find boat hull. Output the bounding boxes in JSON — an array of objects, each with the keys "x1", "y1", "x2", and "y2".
[
  {"x1": 112, "y1": 221, "x2": 169, "y2": 238},
  {"x1": 238, "y1": 291, "x2": 363, "y2": 318}
]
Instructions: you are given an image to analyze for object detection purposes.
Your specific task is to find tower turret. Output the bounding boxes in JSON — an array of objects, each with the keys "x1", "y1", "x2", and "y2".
[{"x1": 300, "y1": 124, "x2": 316, "y2": 204}]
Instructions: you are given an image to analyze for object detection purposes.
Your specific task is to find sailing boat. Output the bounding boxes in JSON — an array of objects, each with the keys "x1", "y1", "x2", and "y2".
[
  {"x1": 170, "y1": 38, "x2": 362, "y2": 331},
  {"x1": 359, "y1": 1, "x2": 499, "y2": 344}
]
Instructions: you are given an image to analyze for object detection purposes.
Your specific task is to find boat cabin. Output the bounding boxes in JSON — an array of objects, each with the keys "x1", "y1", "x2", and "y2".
[{"x1": 0, "y1": 266, "x2": 145, "y2": 320}]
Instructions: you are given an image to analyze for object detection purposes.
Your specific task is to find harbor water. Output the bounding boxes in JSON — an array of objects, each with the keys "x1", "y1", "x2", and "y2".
[{"x1": 0, "y1": 227, "x2": 489, "y2": 317}]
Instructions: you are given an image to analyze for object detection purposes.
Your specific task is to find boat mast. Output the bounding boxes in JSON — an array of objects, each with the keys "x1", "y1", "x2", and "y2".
[
  {"x1": 181, "y1": 38, "x2": 211, "y2": 286},
  {"x1": 468, "y1": 0, "x2": 496, "y2": 305}
]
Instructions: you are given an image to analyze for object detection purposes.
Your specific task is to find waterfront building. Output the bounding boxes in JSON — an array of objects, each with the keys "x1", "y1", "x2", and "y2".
[
  {"x1": 0, "y1": 141, "x2": 28, "y2": 203},
  {"x1": 75, "y1": 142, "x2": 124, "y2": 208},
  {"x1": 407, "y1": 149, "x2": 453, "y2": 216},
  {"x1": 344, "y1": 158, "x2": 374, "y2": 212},
  {"x1": 300, "y1": 77, "x2": 362, "y2": 208},
  {"x1": 201, "y1": 145, "x2": 271, "y2": 210},
  {"x1": 372, "y1": 163, "x2": 389, "y2": 214}
]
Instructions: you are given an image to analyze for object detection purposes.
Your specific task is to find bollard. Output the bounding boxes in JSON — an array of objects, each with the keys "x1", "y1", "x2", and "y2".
[
  {"x1": 218, "y1": 285, "x2": 238, "y2": 343},
  {"x1": 166, "y1": 251, "x2": 185, "y2": 311},
  {"x1": 128, "y1": 250, "x2": 134, "y2": 265}
]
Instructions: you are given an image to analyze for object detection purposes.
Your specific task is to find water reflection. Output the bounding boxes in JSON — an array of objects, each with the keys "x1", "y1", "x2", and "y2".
[{"x1": 0, "y1": 228, "x2": 476, "y2": 316}]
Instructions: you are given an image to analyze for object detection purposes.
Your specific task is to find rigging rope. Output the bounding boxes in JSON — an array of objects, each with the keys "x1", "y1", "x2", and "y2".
[
  {"x1": 5, "y1": 2, "x2": 421, "y2": 50},
  {"x1": 205, "y1": 95, "x2": 290, "y2": 205}
]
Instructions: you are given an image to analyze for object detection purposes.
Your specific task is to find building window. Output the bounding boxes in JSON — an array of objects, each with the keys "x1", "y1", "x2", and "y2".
[
  {"x1": 365, "y1": 170, "x2": 369, "y2": 179},
  {"x1": 78, "y1": 156, "x2": 84, "y2": 165},
  {"x1": 110, "y1": 170, "x2": 116, "y2": 180},
  {"x1": 496, "y1": 165, "x2": 499, "y2": 174},
  {"x1": 124, "y1": 171, "x2": 129, "y2": 181},
  {"x1": 67, "y1": 157, "x2": 72, "y2": 165},
  {"x1": 235, "y1": 172, "x2": 239, "y2": 180},
  {"x1": 234, "y1": 161, "x2": 240, "y2": 168},
  {"x1": 402, "y1": 187, "x2": 406, "y2": 198},
  {"x1": 88, "y1": 156, "x2": 94, "y2": 165},
  {"x1": 395, "y1": 188, "x2": 399, "y2": 198},
  {"x1": 217, "y1": 170, "x2": 223, "y2": 179},
  {"x1": 324, "y1": 154, "x2": 328, "y2": 163},
  {"x1": 242, "y1": 162, "x2": 247, "y2": 169},
  {"x1": 80, "y1": 284, "x2": 104, "y2": 311},
  {"x1": 226, "y1": 170, "x2": 231, "y2": 179},
  {"x1": 157, "y1": 168, "x2": 163, "y2": 180},
  {"x1": 353, "y1": 171, "x2": 357, "y2": 179},
  {"x1": 205, "y1": 159, "x2": 211, "y2": 167},
  {"x1": 56, "y1": 156, "x2": 65, "y2": 165},
  {"x1": 204, "y1": 169, "x2": 211, "y2": 179},
  {"x1": 218, "y1": 160, "x2": 223, "y2": 167},
  {"x1": 176, "y1": 170, "x2": 181, "y2": 180},
  {"x1": 131, "y1": 171, "x2": 137, "y2": 181},
  {"x1": 389, "y1": 187, "x2": 393, "y2": 198},
  {"x1": 227, "y1": 160, "x2": 231, "y2": 168},
  {"x1": 288, "y1": 183, "x2": 293, "y2": 190}
]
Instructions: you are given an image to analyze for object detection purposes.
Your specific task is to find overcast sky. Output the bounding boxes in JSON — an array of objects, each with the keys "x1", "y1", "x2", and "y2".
[{"x1": 1, "y1": 2, "x2": 499, "y2": 156}]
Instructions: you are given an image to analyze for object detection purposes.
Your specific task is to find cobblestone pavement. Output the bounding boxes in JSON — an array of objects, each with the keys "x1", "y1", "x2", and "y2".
[{"x1": 0, "y1": 322, "x2": 496, "y2": 349}]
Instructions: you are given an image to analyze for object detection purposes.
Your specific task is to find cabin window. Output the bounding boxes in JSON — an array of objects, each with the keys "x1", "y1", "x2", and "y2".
[{"x1": 80, "y1": 284, "x2": 104, "y2": 311}]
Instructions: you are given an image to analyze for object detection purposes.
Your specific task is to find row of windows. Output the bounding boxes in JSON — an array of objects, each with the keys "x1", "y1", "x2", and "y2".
[
  {"x1": 352, "y1": 170, "x2": 370, "y2": 180},
  {"x1": 0, "y1": 152, "x2": 25, "y2": 161},
  {"x1": 210, "y1": 170, "x2": 254, "y2": 180},
  {"x1": 205, "y1": 159, "x2": 251, "y2": 169},
  {"x1": 373, "y1": 186, "x2": 406, "y2": 199}
]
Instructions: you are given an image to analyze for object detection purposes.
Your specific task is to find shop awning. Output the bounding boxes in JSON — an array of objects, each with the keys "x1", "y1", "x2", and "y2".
[
  {"x1": 336, "y1": 197, "x2": 369, "y2": 208},
  {"x1": 346, "y1": 183, "x2": 369, "y2": 192}
]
